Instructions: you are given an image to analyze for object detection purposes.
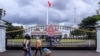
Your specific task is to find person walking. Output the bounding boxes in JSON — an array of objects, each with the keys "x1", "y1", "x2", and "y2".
[
  {"x1": 23, "y1": 34, "x2": 32, "y2": 56},
  {"x1": 34, "y1": 37, "x2": 42, "y2": 56}
]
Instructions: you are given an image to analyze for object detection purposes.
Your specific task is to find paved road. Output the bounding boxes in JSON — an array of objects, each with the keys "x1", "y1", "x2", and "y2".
[{"x1": 0, "y1": 50, "x2": 100, "y2": 56}]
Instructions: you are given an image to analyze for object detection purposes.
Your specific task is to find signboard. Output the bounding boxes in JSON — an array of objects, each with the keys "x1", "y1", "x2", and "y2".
[{"x1": 46, "y1": 24, "x2": 55, "y2": 36}]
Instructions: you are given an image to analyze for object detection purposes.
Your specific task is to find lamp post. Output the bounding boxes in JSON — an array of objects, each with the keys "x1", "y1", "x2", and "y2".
[{"x1": 0, "y1": 9, "x2": 6, "y2": 20}]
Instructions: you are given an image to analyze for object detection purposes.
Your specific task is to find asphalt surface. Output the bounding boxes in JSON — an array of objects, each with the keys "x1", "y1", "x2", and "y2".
[{"x1": 0, "y1": 50, "x2": 100, "y2": 56}]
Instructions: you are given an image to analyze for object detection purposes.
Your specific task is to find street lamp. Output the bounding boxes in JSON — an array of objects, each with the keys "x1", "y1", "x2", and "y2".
[{"x1": 0, "y1": 9, "x2": 6, "y2": 20}]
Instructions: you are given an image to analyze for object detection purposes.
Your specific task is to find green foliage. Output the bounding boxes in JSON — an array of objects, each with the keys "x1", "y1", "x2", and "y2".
[
  {"x1": 79, "y1": 15, "x2": 100, "y2": 31},
  {"x1": 3, "y1": 20, "x2": 12, "y2": 26},
  {"x1": 6, "y1": 26, "x2": 23, "y2": 39},
  {"x1": 4, "y1": 20, "x2": 23, "y2": 39},
  {"x1": 70, "y1": 29, "x2": 84, "y2": 35},
  {"x1": 78, "y1": 15, "x2": 99, "y2": 39},
  {"x1": 85, "y1": 32, "x2": 96, "y2": 39},
  {"x1": 70, "y1": 15, "x2": 99, "y2": 39}
]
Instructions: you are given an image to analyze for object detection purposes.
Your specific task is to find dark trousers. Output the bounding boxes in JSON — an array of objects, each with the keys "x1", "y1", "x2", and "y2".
[
  {"x1": 34, "y1": 47, "x2": 42, "y2": 56},
  {"x1": 23, "y1": 46, "x2": 32, "y2": 56},
  {"x1": 24, "y1": 51, "x2": 31, "y2": 56}
]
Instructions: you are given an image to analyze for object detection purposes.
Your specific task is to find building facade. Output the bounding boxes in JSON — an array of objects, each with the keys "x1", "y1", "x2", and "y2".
[{"x1": 24, "y1": 25, "x2": 72, "y2": 38}]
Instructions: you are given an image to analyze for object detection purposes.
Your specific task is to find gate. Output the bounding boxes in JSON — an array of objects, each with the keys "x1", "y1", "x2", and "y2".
[{"x1": 6, "y1": 25, "x2": 96, "y2": 50}]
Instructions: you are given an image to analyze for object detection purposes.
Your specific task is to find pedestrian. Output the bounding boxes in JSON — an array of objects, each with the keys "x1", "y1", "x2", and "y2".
[
  {"x1": 46, "y1": 36, "x2": 50, "y2": 47},
  {"x1": 48, "y1": 36, "x2": 54, "y2": 47},
  {"x1": 23, "y1": 34, "x2": 32, "y2": 56},
  {"x1": 34, "y1": 36, "x2": 42, "y2": 56},
  {"x1": 43, "y1": 48, "x2": 51, "y2": 56}
]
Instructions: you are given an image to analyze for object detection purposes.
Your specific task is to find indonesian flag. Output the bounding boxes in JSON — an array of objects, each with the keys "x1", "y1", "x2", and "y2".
[{"x1": 48, "y1": 0, "x2": 51, "y2": 7}]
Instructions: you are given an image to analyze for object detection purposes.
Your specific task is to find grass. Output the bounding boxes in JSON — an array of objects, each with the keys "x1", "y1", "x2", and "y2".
[
  {"x1": 7, "y1": 39, "x2": 85, "y2": 43},
  {"x1": 60, "y1": 39, "x2": 85, "y2": 43}
]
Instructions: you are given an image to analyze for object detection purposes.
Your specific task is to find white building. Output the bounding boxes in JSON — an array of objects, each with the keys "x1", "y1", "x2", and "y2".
[{"x1": 23, "y1": 25, "x2": 73, "y2": 38}]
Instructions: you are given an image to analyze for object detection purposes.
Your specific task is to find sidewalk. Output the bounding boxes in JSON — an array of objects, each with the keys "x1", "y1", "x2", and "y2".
[{"x1": 0, "y1": 50, "x2": 100, "y2": 56}]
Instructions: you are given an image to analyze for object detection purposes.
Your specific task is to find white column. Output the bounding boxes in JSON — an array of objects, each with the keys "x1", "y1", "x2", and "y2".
[
  {"x1": 96, "y1": 21, "x2": 100, "y2": 52},
  {"x1": 0, "y1": 20, "x2": 6, "y2": 52}
]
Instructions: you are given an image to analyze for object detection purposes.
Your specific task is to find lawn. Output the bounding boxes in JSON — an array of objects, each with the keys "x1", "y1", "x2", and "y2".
[
  {"x1": 7, "y1": 39, "x2": 85, "y2": 43},
  {"x1": 60, "y1": 39, "x2": 85, "y2": 43}
]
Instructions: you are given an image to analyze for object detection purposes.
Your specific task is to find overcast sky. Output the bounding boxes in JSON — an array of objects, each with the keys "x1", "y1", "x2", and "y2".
[{"x1": 0, "y1": 0, "x2": 99, "y2": 26}]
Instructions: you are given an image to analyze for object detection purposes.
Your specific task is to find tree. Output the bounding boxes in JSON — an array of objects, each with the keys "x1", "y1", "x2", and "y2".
[
  {"x1": 70, "y1": 29, "x2": 85, "y2": 38},
  {"x1": 3, "y1": 20, "x2": 12, "y2": 26},
  {"x1": 4, "y1": 20, "x2": 23, "y2": 39},
  {"x1": 6, "y1": 26, "x2": 23, "y2": 39},
  {"x1": 70, "y1": 29, "x2": 83, "y2": 35},
  {"x1": 79, "y1": 15, "x2": 100, "y2": 31},
  {"x1": 79, "y1": 15, "x2": 100, "y2": 39}
]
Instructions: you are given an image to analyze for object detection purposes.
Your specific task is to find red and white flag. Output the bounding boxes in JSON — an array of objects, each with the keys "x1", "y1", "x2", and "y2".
[{"x1": 48, "y1": 0, "x2": 51, "y2": 7}]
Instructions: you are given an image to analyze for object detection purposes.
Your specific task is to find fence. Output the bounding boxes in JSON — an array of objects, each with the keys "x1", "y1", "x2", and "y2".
[
  {"x1": 6, "y1": 38, "x2": 96, "y2": 50},
  {"x1": 6, "y1": 27, "x2": 96, "y2": 50}
]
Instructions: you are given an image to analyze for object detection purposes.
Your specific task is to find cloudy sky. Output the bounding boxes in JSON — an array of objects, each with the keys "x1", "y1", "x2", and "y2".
[{"x1": 0, "y1": 0, "x2": 99, "y2": 26}]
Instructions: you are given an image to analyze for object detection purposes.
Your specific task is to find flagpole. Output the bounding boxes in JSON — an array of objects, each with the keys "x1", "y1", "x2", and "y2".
[
  {"x1": 74, "y1": 7, "x2": 76, "y2": 24},
  {"x1": 47, "y1": 3, "x2": 49, "y2": 25},
  {"x1": 47, "y1": 6, "x2": 49, "y2": 25}
]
